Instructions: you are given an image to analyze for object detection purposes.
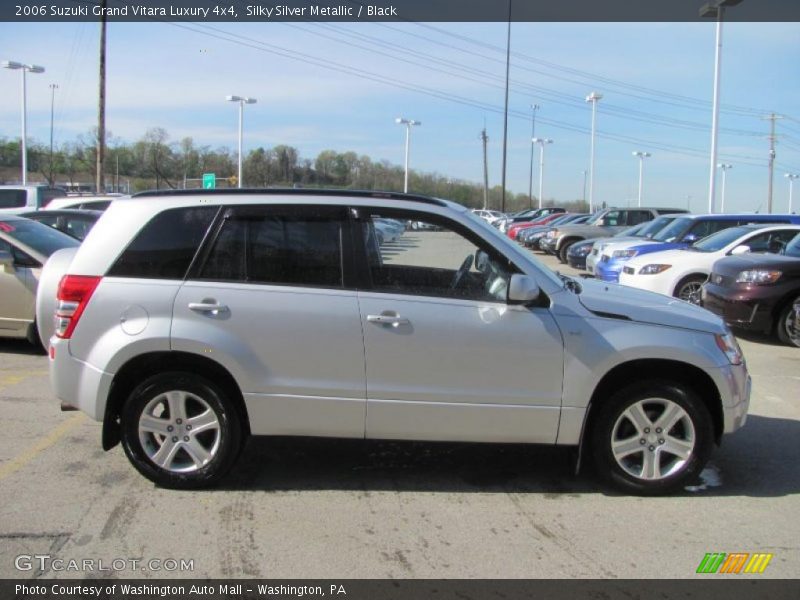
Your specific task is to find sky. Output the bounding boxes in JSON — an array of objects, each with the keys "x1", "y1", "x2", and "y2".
[{"x1": 1, "y1": 18, "x2": 799, "y2": 213}]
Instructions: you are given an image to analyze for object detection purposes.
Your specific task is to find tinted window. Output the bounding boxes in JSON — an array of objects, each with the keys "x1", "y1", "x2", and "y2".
[
  {"x1": 197, "y1": 206, "x2": 345, "y2": 288},
  {"x1": 38, "y1": 187, "x2": 66, "y2": 207},
  {"x1": 685, "y1": 219, "x2": 738, "y2": 241},
  {"x1": 0, "y1": 190, "x2": 27, "y2": 209},
  {"x1": 108, "y1": 207, "x2": 217, "y2": 279},
  {"x1": 627, "y1": 210, "x2": 653, "y2": 226}
]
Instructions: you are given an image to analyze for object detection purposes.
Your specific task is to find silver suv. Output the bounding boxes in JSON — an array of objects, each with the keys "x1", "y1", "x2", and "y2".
[{"x1": 41, "y1": 190, "x2": 750, "y2": 494}]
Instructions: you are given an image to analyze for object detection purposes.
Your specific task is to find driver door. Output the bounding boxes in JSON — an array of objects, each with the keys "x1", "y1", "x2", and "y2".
[{"x1": 355, "y1": 209, "x2": 564, "y2": 444}]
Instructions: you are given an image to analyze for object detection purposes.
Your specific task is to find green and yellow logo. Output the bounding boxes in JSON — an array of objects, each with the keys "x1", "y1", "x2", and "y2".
[{"x1": 696, "y1": 552, "x2": 773, "y2": 574}]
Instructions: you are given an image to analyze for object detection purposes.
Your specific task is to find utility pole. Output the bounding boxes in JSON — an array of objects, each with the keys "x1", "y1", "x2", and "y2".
[
  {"x1": 500, "y1": 0, "x2": 512, "y2": 213},
  {"x1": 481, "y1": 128, "x2": 489, "y2": 210},
  {"x1": 48, "y1": 83, "x2": 58, "y2": 185},
  {"x1": 528, "y1": 104, "x2": 540, "y2": 208},
  {"x1": 96, "y1": 0, "x2": 107, "y2": 194},
  {"x1": 762, "y1": 113, "x2": 782, "y2": 214}
]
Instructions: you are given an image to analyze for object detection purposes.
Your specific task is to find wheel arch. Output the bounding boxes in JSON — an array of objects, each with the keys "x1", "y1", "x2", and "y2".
[
  {"x1": 577, "y1": 358, "x2": 723, "y2": 468},
  {"x1": 102, "y1": 351, "x2": 250, "y2": 451},
  {"x1": 672, "y1": 272, "x2": 709, "y2": 298}
]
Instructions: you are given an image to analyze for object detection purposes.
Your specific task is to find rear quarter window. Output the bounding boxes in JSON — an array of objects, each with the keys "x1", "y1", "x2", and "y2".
[
  {"x1": 107, "y1": 206, "x2": 218, "y2": 279},
  {"x1": 0, "y1": 190, "x2": 27, "y2": 209}
]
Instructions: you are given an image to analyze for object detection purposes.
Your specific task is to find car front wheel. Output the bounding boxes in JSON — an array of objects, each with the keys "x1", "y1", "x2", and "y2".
[
  {"x1": 121, "y1": 372, "x2": 243, "y2": 489},
  {"x1": 591, "y1": 380, "x2": 714, "y2": 495},
  {"x1": 776, "y1": 297, "x2": 800, "y2": 348}
]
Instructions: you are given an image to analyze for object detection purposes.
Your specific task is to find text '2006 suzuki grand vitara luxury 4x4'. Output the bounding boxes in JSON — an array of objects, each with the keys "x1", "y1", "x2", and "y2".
[{"x1": 39, "y1": 190, "x2": 750, "y2": 494}]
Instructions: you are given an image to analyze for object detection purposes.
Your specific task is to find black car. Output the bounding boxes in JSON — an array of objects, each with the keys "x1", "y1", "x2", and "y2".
[
  {"x1": 702, "y1": 232, "x2": 800, "y2": 347},
  {"x1": 19, "y1": 209, "x2": 102, "y2": 241}
]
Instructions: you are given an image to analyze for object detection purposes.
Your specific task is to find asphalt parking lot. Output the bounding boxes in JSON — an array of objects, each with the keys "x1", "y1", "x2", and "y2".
[{"x1": 0, "y1": 245, "x2": 798, "y2": 580}]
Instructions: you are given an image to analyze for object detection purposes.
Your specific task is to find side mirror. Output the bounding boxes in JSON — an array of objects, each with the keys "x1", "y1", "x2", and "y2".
[
  {"x1": 0, "y1": 250, "x2": 13, "y2": 273},
  {"x1": 730, "y1": 245, "x2": 750, "y2": 256},
  {"x1": 683, "y1": 233, "x2": 699, "y2": 243},
  {"x1": 508, "y1": 274, "x2": 540, "y2": 304}
]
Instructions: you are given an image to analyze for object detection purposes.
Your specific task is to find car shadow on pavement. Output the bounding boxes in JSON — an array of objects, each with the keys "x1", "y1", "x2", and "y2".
[
  {"x1": 217, "y1": 414, "x2": 799, "y2": 497},
  {"x1": 0, "y1": 338, "x2": 46, "y2": 356},
  {"x1": 221, "y1": 437, "x2": 597, "y2": 495}
]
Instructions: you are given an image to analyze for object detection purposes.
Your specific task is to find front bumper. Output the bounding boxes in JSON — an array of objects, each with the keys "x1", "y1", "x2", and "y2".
[
  {"x1": 701, "y1": 283, "x2": 776, "y2": 333},
  {"x1": 594, "y1": 257, "x2": 625, "y2": 283},
  {"x1": 719, "y1": 362, "x2": 751, "y2": 434}
]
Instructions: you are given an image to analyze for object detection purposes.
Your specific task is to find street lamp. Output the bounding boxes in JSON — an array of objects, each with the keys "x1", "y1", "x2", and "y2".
[
  {"x1": 532, "y1": 138, "x2": 553, "y2": 209},
  {"x1": 585, "y1": 91, "x2": 603, "y2": 213},
  {"x1": 226, "y1": 95, "x2": 257, "y2": 188},
  {"x1": 49, "y1": 83, "x2": 58, "y2": 185},
  {"x1": 632, "y1": 151, "x2": 652, "y2": 207},
  {"x1": 700, "y1": 0, "x2": 744, "y2": 213},
  {"x1": 786, "y1": 173, "x2": 799, "y2": 213},
  {"x1": 717, "y1": 163, "x2": 733, "y2": 212},
  {"x1": 395, "y1": 117, "x2": 421, "y2": 193},
  {"x1": 3, "y1": 60, "x2": 45, "y2": 185},
  {"x1": 528, "y1": 104, "x2": 540, "y2": 208}
]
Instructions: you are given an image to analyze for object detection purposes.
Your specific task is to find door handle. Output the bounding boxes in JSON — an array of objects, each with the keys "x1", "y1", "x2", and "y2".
[
  {"x1": 188, "y1": 301, "x2": 228, "y2": 314},
  {"x1": 367, "y1": 314, "x2": 409, "y2": 327}
]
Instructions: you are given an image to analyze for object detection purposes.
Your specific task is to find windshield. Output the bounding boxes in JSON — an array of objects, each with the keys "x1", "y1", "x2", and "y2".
[
  {"x1": 652, "y1": 217, "x2": 694, "y2": 242},
  {"x1": 615, "y1": 223, "x2": 647, "y2": 237},
  {"x1": 585, "y1": 212, "x2": 605, "y2": 225},
  {"x1": 690, "y1": 225, "x2": 756, "y2": 253},
  {"x1": 548, "y1": 214, "x2": 577, "y2": 226},
  {"x1": 638, "y1": 215, "x2": 676, "y2": 238},
  {"x1": 0, "y1": 218, "x2": 80, "y2": 257},
  {"x1": 785, "y1": 233, "x2": 800, "y2": 258}
]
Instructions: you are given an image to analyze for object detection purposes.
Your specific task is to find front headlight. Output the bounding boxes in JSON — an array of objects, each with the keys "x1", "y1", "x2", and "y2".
[
  {"x1": 735, "y1": 269, "x2": 782, "y2": 284},
  {"x1": 715, "y1": 332, "x2": 743, "y2": 366},
  {"x1": 572, "y1": 245, "x2": 591, "y2": 257},
  {"x1": 638, "y1": 264, "x2": 672, "y2": 275},
  {"x1": 548, "y1": 230, "x2": 558, "y2": 238},
  {"x1": 613, "y1": 249, "x2": 638, "y2": 259}
]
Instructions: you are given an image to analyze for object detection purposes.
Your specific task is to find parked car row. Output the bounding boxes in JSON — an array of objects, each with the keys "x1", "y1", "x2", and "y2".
[{"x1": 517, "y1": 207, "x2": 800, "y2": 348}]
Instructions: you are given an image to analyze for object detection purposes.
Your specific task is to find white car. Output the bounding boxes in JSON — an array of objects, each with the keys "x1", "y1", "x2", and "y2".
[
  {"x1": 618, "y1": 224, "x2": 800, "y2": 303},
  {"x1": 470, "y1": 209, "x2": 506, "y2": 225},
  {"x1": 45, "y1": 194, "x2": 126, "y2": 212}
]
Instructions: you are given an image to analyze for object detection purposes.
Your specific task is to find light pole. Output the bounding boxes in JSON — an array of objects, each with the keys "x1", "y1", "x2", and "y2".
[
  {"x1": 585, "y1": 91, "x2": 603, "y2": 213},
  {"x1": 532, "y1": 138, "x2": 553, "y2": 209},
  {"x1": 700, "y1": 0, "x2": 744, "y2": 213},
  {"x1": 528, "y1": 104, "x2": 540, "y2": 208},
  {"x1": 717, "y1": 163, "x2": 733, "y2": 212},
  {"x1": 226, "y1": 95, "x2": 257, "y2": 188},
  {"x1": 48, "y1": 83, "x2": 58, "y2": 185},
  {"x1": 2, "y1": 60, "x2": 45, "y2": 185},
  {"x1": 395, "y1": 117, "x2": 421, "y2": 193},
  {"x1": 581, "y1": 170, "x2": 587, "y2": 207},
  {"x1": 786, "y1": 173, "x2": 799, "y2": 213},
  {"x1": 632, "y1": 151, "x2": 651, "y2": 207}
]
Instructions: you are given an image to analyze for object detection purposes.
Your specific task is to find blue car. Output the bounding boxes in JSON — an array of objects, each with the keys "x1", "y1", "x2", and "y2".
[{"x1": 594, "y1": 213, "x2": 800, "y2": 282}]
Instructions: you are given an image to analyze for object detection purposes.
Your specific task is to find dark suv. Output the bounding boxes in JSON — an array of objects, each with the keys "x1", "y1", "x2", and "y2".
[{"x1": 702, "y1": 232, "x2": 800, "y2": 347}]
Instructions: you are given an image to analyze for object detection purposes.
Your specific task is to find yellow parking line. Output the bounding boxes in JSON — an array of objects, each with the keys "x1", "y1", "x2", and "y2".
[
  {"x1": 0, "y1": 413, "x2": 84, "y2": 481},
  {"x1": 0, "y1": 370, "x2": 48, "y2": 393}
]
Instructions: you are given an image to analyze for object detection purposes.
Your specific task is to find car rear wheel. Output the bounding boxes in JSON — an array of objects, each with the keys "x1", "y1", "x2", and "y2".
[
  {"x1": 674, "y1": 275, "x2": 706, "y2": 305},
  {"x1": 590, "y1": 380, "x2": 713, "y2": 495},
  {"x1": 776, "y1": 297, "x2": 800, "y2": 348},
  {"x1": 121, "y1": 372, "x2": 243, "y2": 489}
]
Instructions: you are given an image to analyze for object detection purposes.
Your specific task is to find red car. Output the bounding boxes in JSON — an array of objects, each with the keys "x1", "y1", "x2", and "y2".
[{"x1": 508, "y1": 212, "x2": 568, "y2": 240}]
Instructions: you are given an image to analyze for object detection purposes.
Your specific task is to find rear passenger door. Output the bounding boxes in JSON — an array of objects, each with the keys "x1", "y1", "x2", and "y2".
[{"x1": 173, "y1": 205, "x2": 367, "y2": 439}]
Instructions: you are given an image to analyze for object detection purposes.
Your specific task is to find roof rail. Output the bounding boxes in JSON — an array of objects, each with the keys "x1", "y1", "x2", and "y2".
[{"x1": 132, "y1": 187, "x2": 448, "y2": 207}]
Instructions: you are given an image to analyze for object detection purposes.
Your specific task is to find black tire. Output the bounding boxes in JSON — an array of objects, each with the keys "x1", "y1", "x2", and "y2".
[
  {"x1": 26, "y1": 321, "x2": 46, "y2": 354},
  {"x1": 673, "y1": 275, "x2": 707, "y2": 305},
  {"x1": 776, "y1": 297, "x2": 800, "y2": 348},
  {"x1": 558, "y1": 239, "x2": 577, "y2": 263},
  {"x1": 590, "y1": 380, "x2": 714, "y2": 495},
  {"x1": 121, "y1": 371, "x2": 243, "y2": 489}
]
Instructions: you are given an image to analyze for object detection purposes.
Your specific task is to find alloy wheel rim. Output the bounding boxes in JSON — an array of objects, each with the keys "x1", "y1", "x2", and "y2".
[
  {"x1": 678, "y1": 281, "x2": 703, "y2": 304},
  {"x1": 138, "y1": 390, "x2": 221, "y2": 473},
  {"x1": 783, "y1": 303, "x2": 800, "y2": 347},
  {"x1": 611, "y1": 398, "x2": 696, "y2": 481}
]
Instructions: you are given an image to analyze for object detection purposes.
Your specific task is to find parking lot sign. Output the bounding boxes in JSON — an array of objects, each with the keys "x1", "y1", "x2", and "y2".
[{"x1": 202, "y1": 173, "x2": 216, "y2": 189}]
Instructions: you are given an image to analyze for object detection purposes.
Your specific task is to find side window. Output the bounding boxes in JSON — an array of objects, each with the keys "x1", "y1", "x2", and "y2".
[
  {"x1": 33, "y1": 215, "x2": 59, "y2": 228},
  {"x1": 360, "y1": 211, "x2": 514, "y2": 302},
  {"x1": 196, "y1": 206, "x2": 345, "y2": 288},
  {"x1": 688, "y1": 219, "x2": 735, "y2": 241},
  {"x1": 603, "y1": 210, "x2": 622, "y2": 226},
  {"x1": 745, "y1": 230, "x2": 798, "y2": 254},
  {"x1": 0, "y1": 190, "x2": 27, "y2": 209},
  {"x1": 107, "y1": 206, "x2": 218, "y2": 279},
  {"x1": 38, "y1": 188, "x2": 65, "y2": 208},
  {"x1": 65, "y1": 218, "x2": 93, "y2": 240},
  {"x1": 627, "y1": 210, "x2": 652, "y2": 226}
]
